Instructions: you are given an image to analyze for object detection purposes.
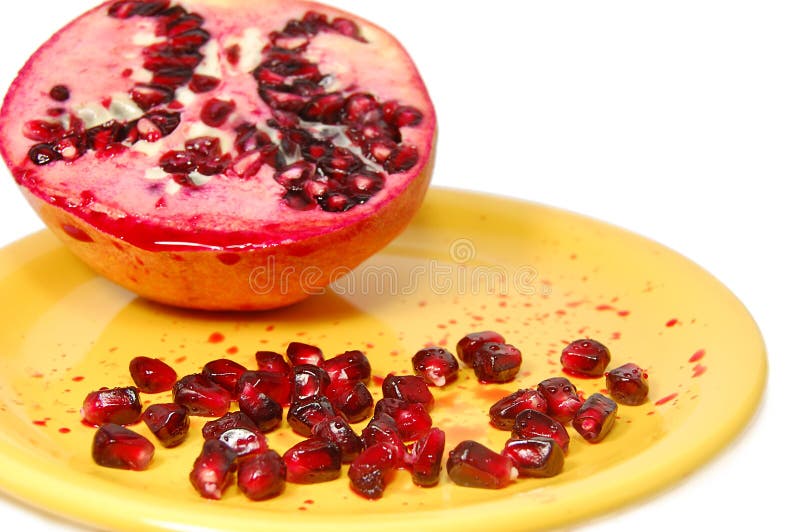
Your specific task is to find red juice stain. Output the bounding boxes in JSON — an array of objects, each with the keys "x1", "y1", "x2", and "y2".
[
  {"x1": 208, "y1": 332, "x2": 225, "y2": 343},
  {"x1": 692, "y1": 364, "x2": 707, "y2": 378},
  {"x1": 611, "y1": 332, "x2": 621, "y2": 340},
  {"x1": 437, "y1": 336, "x2": 449, "y2": 347},
  {"x1": 655, "y1": 392, "x2": 678, "y2": 406},
  {"x1": 304, "y1": 499, "x2": 314, "y2": 505},
  {"x1": 226, "y1": 346, "x2": 239, "y2": 355},
  {"x1": 595, "y1": 304, "x2": 615, "y2": 311},
  {"x1": 647, "y1": 410, "x2": 655, "y2": 416},
  {"x1": 448, "y1": 319, "x2": 458, "y2": 324},
  {"x1": 436, "y1": 324, "x2": 447, "y2": 329},
  {"x1": 58, "y1": 427, "x2": 71, "y2": 434},
  {"x1": 418, "y1": 300, "x2": 427, "y2": 307},
  {"x1": 389, "y1": 350, "x2": 399, "y2": 357},
  {"x1": 566, "y1": 300, "x2": 585, "y2": 308},
  {"x1": 298, "y1": 507, "x2": 307, "y2": 511},
  {"x1": 216, "y1": 253, "x2": 241, "y2": 266},
  {"x1": 371, "y1": 375, "x2": 385, "y2": 387},
  {"x1": 472, "y1": 387, "x2": 512, "y2": 403},
  {"x1": 121, "y1": 67, "x2": 133, "y2": 77},
  {"x1": 33, "y1": 420, "x2": 47, "y2": 427},
  {"x1": 555, "y1": 309, "x2": 567, "y2": 316},
  {"x1": 666, "y1": 318, "x2": 679, "y2": 327},
  {"x1": 265, "y1": 325, "x2": 275, "y2": 332},
  {"x1": 617, "y1": 310, "x2": 630, "y2": 317},
  {"x1": 174, "y1": 355, "x2": 187, "y2": 363},
  {"x1": 472, "y1": 315, "x2": 484, "y2": 322},
  {"x1": 32, "y1": 372, "x2": 44, "y2": 379},
  {"x1": 689, "y1": 349, "x2": 706, "y2": 363},
  {"x1": 365, "y1": 343, "x2": 375, "y2": 349},
  {"x1": 499, "y1": 301, "x2": 507, "y2": 308},
  {"x1": 72, "y1": 376, "x2": 84, "y2": 382}
]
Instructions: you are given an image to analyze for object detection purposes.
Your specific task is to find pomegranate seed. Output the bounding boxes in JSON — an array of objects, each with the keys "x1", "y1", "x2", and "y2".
[
  {"x1": 511, "y1": 410, "x2": 570, "y2": 453},
  {"x1": 128, "y1": 356, "x2": 177, "y2": 393},
  {"x1": 286, "y1": 394, "x2": 337, "y2": 436},
  {"x1": 188, "y1": 74, "x2": 220, "y2": 93},
  {"x1": 159, "y1": 149, "x2": 197, "y2": 174},
  {"x1": 605, "y1": 363, "x2": 650, "y2": 405},
  {"x1": 321, "y1": 350, "x2": 371, "y2": 384},
  {"x1": 189, "y1": 439, "x2": 237, "y2": 499},
  {"x1": 284, "y1": 190, "x2": 316, "y2": 211},
  {"x1": 407, "y1": 427, "x2": 446, "y2": 487},
  {"x1": 331, "y1": 17, "x2": 365, "y2": 42},
  {"x1": 143, "y1": 109, "x2": 181, "y2": 136},
  {"x1": 292, "y1": 364, "x2": 331, "y2": 400},
  {"x1": 572, "y1": 393, "x2": 618, "y2": 443},
  {"x1": 169, "y1": 28, "x2": 211, "y2": 49},
  {"x1": 23, "y1": 119, "x2": 65, "y2": 142},
  {"x1": 81, "y1": 386, "x2": 142, "y2": 426},
  {"x1": 202, "y1": 358, "x2": 248, "y2": 394},
  {"x1": 49, "y1": 84, "x2": 70, "y2": 102},
  {"x1": 236, "y1": 370, "x2": 292, "y2": 406},
  {"x1": 108, "y1": 0, "x2": 169, "y2": 18},
  {"x1": 53, "y1": 135, "x2": 86, "y2": 161},
  {"x1": 142, "y1": 403, "x2": 190, "y2": 447},
  {"x1": 446, "y1": 440, "x2": 518, "y2": 489},
  {"x1": 537, "y1": 376, "x2": 584, "y2": 423},
  {"x1": 255, "y1": 351, "x2": 291, "y2": 376},
  {"x1": 130, "y1": 83, "x2": 174, "y2": 110},
  {"x1": 472, "y1": 342, "x2": 523, "y2": 383},
  {"x1": 347, "y1": 171, "x2": 385, "y2": 197},
  {"x1": 301, "y1": 92, "x2": 345, "y2": 124},
  {"x1": 286, "y1": 341, "x2": 324, "y2": 366},
  {"x1": 172, "y1": 374, "x2": 231, "y2": 417},
  {"x1": 283, "y1": 438, "x2": 342, "y2": 483},
  {"x1": 381, "y1": 375, "x2": 434, "y2": 411},
  {"x1": 489, "y1": 388, "x2": 548, "y2": 430},
  {"x1": 218, "y1": 425, "x2": 268, "y2": 458},
  {"x1": 228, "y1": 149, "x2": 264, "y2": 178},
  {"x1": 325, "y1": 380, "x2": 373, "y2": 423},
  {"x1": 274, "y1": 161, "x2": 315, "y2": 189},
  {"x1": 456, "y1": 330, "x2": 505, "y2": 367},
  {"x1": 343, "y1": 92, "x2": 379, "y2": 123},
  {"x1": 391, "y1": 105, "x2": 423, "y2": 128},
  {"x1": 348, "y1": 443, "x2": 399, "y2": 499},
  {"x1": 502, "y1": 437, "x2": 564, "y2": 478},
  {"x1": 361, "y1": 413, "x2": 405, "y2": 455},
  {"x1": 412, "y1": 347, "x2": 459, "y2": 387},
  {"x1": 384, "y1": 144, "x2": 418, "y2": 173},
  {"x1": 311, "y1": 415, "x2": 364, "y2": 462},
  {"x1": 184, "y1": 135, "x2": 221, "y2": 159},
  {"x1": 165, "y1": 13, "x2": 204, "y2": 36},
  {"x1": 92, "y1": 424, "x2": 154, "y2": 471},
  {"x1": 237, "y1": 450, "x2": 286, "y2": 500},
  {"x1": 224, "y1": 44, "x2": 240, "y2": 65},
  {"x1": 320, "y1": 192, "x2": 355, "y2": 212},
  {"x1": 238, "y1": 386, "x2": 283, "y2": 432},
  {"x1": 28, "y1": 143, "x2": 61, "y2": 165},
  {"x1": 560, "y1": 338, "x2": 611, "y2": 377},
  {"x1": 374, "y1": 398, "x2": 432, "y2": 441},
  {"x1": 202, "y1": 411, "x2": 257, "y2": 439}
]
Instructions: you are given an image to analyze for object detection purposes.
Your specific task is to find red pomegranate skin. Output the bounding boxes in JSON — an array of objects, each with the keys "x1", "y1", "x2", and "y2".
[{"x1": 0, "y1": 0, "x2": 436, "y2": 310}]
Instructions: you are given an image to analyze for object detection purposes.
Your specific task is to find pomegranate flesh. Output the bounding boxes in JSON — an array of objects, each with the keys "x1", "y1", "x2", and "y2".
[
  {"x1": 456, "y1": 330, "x2": 505, "y2": 367},
  {"x1": 537, "y1": 377, "x2": 584, "y2": 423},
  {"x1": 92, "y1": 423, "x2": 155, "y2": 471},
  {"x1": 189, "y1": 439, "x2": 238, "y2": 499},
  {"x1": 129, "y1": 356, "x2": 177, "y2": 393},
  {"x1": 560, "y1": 338, "x2": 611, "y2": 377},
  {"x1": 283, "y1": 438, "x2": 342, "y2": 483},
  {"x1": 237, "y1": 450, "x2": 287, "y2": 500},
  {"x1": 0, "y1": 0, "x2": 436, "y2": 311},
  {"x1": 511, "y1": 410, "x2": 570, "y2": 453},
  {"x1": 488, "y1": 388, "x2": 548, "y2": 430},
  {"x1": 572, "y1": 393, "x2": 618, "y2": 443},
  {"x1": 81, "y1": 386, "x2": 142, "y2": 426},
  {"x1": 502, "y1": 437, "x2": 564, "y2": 478},
  {"x1": 606, "y1": 363, "x2": 650, "y2": 405},
  {"x1": 446, "y1": 440, "x2": 518, "y2": 489},
  {"x1": 412, "y1": 347, "x2": 459, "y2": 387},
  {"x1": 142, "y1": 403, "x2": 190, "y2": 447}
]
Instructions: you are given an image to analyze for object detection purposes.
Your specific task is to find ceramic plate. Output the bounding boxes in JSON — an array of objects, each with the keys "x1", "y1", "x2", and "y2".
[{"x1": 0, "y1": 188, "x2": 766, "y2": 531}]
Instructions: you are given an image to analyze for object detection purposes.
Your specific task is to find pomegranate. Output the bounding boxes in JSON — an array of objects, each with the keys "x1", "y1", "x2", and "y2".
[
  {"x1": 373, "y1": 398, "x2": 432, "y2": 441},
  {"x1": 502, "y1": 437, "x2": 564, "y2": 478},
  {"x1": 488, "y1": 388, "x2": 548, "y2": 430},
  {"x1": 128, "y1": 356, "x2": 177, "y2": 393},
  {"x1": 237, "y1": 450, "x2": 287, "y2": 500},
  {"x1": 381, "y1": 374, "x2": 434, "y2": 411},
  {"x1": 172, "y1": 373, "x2": 231, "y2": 416},
  {"x1": 348, "y1": 443, "x2": 399, "y2": 499},
  {"x1": 407, "y1": 427, "x2": 446, "y2": 487},
  {"x1": 236, "y1": 370, "x2": 292, "y2": 407},
  {"x1": 286, "y1": 394, "x2": 337, "y2": 436},
  {"x1": 446, "y1": 440, "x2": 518, "y2": 489},
  {"x1": 92, "y1": 423, "x2": 155, "y2": 471},
  {"x1": 189, "y1": 439, "x2": 238, "y2": 499},
  {"x1": 471, "y1": 342, "x2": 523, "y2": 383},
  {"x1": 283, "y1": 437, "x2": 342, "y2": 483},
  {"x1": 291, "y1": 364, "x2": 331, "y2": 400},
  {"x1": 325, "y1": 380, "x2": 373, "y2": 423},
  {"x1": 201, "y1": 358, "x2": 248, "y2": 393},
  {"x1": 361, "y1": 413, "x2": 405, "y2": 456},
  {"x1": 456, "y1": 330, "x2": 505, "y2": 367},
  {"x1": 286, "y1": 342, "x2": 325, "y2": 367},
  {"x1": 606, "y1": 363, "x2": 650, "y2": 405},
  {"x1": 412, "y1": 347, "x2": 459, "y2": 387},
  {"x1": 310, "y1": 415, "x2": 364, "y2": 462},
  {"x1": 142, "y1": 403, "x2": 190, "y2": 447},
  {"x1": 254, "y1": 350, "x2": 291, "y2": 376},
  {"x1": 560, "y1": 338, "x2": 611, "y2": 377},
  {"x1": 0, "y1": 0, "x2": 436, "y2": 311},
  {"x1": 537, "y1": 376, "x2": 584, "y2": 423},
  {"x1": 511, "y1": 410, "x2": 570, "y2": 453},
  {"x1": 572, "y1": 393, "x2": 618, "y2": 443},
  {"x1": 202, "y1": 412, "x2": 268, "y2": 456},
  {"x1": 81, "y1": 386, "x2": 142, "y2": 426},
  {"x1": 320, "y1": 350, "x2": 371, "y2": 384}
]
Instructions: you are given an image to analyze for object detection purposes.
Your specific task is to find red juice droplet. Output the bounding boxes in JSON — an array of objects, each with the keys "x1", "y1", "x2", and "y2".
[
  {"x1": 666, "y1": 318, "x2": 679, "y2": 327},
  {"x1": 692, "y1": 364, "x2": 707, "y2": 378},
  {"x1": 655, "y1": 392, "x2": 678, "y2": 406},
  {"x1": 58, "y1": 427, "x2": 71, "y2": 434},
  {"x1": 208, "y1": 332, "x2": 225, "y2": 343},
  {"x1": 689, "y1": 349, "x2": 706, "y2": 363}
]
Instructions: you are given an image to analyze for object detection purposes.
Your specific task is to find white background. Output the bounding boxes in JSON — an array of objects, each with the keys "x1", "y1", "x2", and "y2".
[{"x1": 0, "y1": 1, "x2": 796, "y2": 530}]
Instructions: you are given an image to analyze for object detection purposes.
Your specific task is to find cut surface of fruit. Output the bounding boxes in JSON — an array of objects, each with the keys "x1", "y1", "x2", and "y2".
[{"x1": 0, "y1": 0, "x2": 436, "y2": 310}]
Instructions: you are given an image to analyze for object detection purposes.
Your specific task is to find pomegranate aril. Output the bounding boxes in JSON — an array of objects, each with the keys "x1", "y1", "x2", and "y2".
[
  {"x1": 143, "y1": 109, "x2": 181, "y2": 136},
  {"x1": 292, "y1": 364, "x2": 331, "y2": 400},
  {"x1": 172, "y1": 374, "x2": 231, "y2": 417},
  {"x1": 319, "y1": 192, "x2": 355, "y2": 212},
  {"x1": 108, "y1": 0, "x2": 169, "y2": 19},
  {"x1": 374, "y1": 398, "x2": 432, "y2": 441},
  {"x1": 238, "y1": 450, "x2": 286, "y2": 500},
  {"x1": 407, "y1": 427, "x2": 446, "y2": 487},
  {"x1": 447, "y1": 440, "x2": 518, "y2": 489},
  {"x1": 28, "y1": 143, "x2": 61, "y2": 165},
  {"x1": 511, "y1": 410, "x2": 570, "y2": 453},
  {"x1": 143, "y1": 46, "x2": 203, "y2": 72},
  {"x1": 311, "y1": 415, "x2": 364, "y2": 463},
  {"x1": 165, "y1": 13, "x2": 204, "y2": 36},
  {"x1": 343, "y1": 92, "x2": 379, "y2": 123},
  {"x1": 49, "y1": 84, "x2": 70, "y2": 102},
  {"x1": 489, "y1": 388, "x2": 548, "y2": 430},
  {"x1": 384, "y1": 144, "x2": 418, "y2": 173},
  {"x1": 348, "y1": 443, "x2": 398, "y2": 499},
  {"x1": 184, "y1": 136, "x2": 221, "y2": 159},
  {"x1": 283, "y1": 438, "x2": 342, "y2": 484},
  {"x1": 238, "y1": 388, "x2": 283, "y2": 433},
  {"x1": 286, "y1": 341, "x2": 324, "y2": 366},
  {"x1": 326, "y1": 380, "x2": 373, "y2": 423},
  {"x1": 321, "y1": 350, "x2": 371, "y2": 385},
  {"x1": 561, "y1": 338, "x2": 611, "y2": 377},
  {"x1": 502, "y1": 437, "x2": 564, "y2": 478},
  {"x1": 286, "y1": 394, "x2": 337, "y2": 436},
  {"x1": 189, "y1": 439, "x2": 237, "y2": 500},
  {"x1": 605, "y1": 363, "x2": 650, "y2": 405},
  {"x1": 274, "y1": 161, "x2": 315, "y2": 189},
  {"x1": 23, "y1": 120, "x2": 65, "y2": 142},
  {"x1": 236, "y1": 370, "x2": 292, "y2": 407},
  {"x1": 538, "y1": 377, "x2": 584, "y2": 423},
  {"x1": 472, "y1": 342, "x2": 523, "y2": 383},
  {"x1": 81, "y1": 386, "x2": 142, "y2": 426},
  {"x1": 301, "y1": 93, "x2": 345, "y2": 124},
  {"x1": 188, "y1": 74, "x2": 221, "y2": 93},
  {"x1": 54, "y1": 135, "x2": 86, "y2": 161},
  {"x1": 381, "y1": 375, "x2": 434, "y2": 411},
  {"x1": 200, "y1": 98, "x2": 235, "y2": 127},
  {"x1": 347, "y1": 171, "x2": 385, "y2": 198},
  {"x1": 142, "y1": 403, "x2": 190, "y2": 448},
  {"x1": 92, "y1": 424, "x2": 154, "y2": 471},
  {"x1": 456, "y1": 330, "x2": 506, "y2": 367},
  {"x1": 318, "y1": 148, "x2": 362, "y2": 180},
  {"x1": 331, "y1": 16, "x2": 365, "y2": 42},
  {"x1": 151, "y1": 66, "x2": 194, "y2": 88},
  {"x1": 361, "y1": 413, "x2": 405, "y2": 455},
  {"x1": 391, "y1": 105, "x2": 423, "y2": 128},
  {"x1": 255, "y1": 351, "x2": 291, "y2": 376},
  {"x1": 412, "y1": 347, "x2": 459, "y2": 387},
  {"x1": 202, "y1": 358, "x2": 248, "y2": 394},
  {"x1": 169, "y1": 28, "x2": 211, "y2": 49},
  {"x1": 229, "y1": 149, "x2": 265, "y2": 178},
  {"x1": 572, "y1": 393, "x2": 618, "y2": 443}
]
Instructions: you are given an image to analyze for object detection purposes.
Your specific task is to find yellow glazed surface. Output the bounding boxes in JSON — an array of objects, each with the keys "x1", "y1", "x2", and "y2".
[{"x1": 0, "y1": 188, "x2": 766, "y2": 531}]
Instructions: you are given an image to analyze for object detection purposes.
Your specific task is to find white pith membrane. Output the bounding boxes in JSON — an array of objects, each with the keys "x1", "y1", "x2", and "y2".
[{"x1": 0, "y1": 0, "x2": 435, "y2": 245}]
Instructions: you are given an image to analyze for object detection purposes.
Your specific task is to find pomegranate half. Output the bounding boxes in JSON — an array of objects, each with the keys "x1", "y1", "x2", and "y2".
[{"x1": 0, "y1": 0, "x2": 436, "y2": 310}]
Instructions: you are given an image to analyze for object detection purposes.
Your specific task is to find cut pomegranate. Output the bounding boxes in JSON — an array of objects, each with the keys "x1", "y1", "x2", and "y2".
[
  {"x1": 291, "y1": 364, "x2": 331, "y2": 400},
  {"x1": 286, "y1": 342, "x2": 325, "y2": 366},
  {"x1": 373, "y1": 398, "x2": 432, "y2": 441},
  {"x1": 412, "y1": 347, "x2": 459, "y2": 387},
  {"x1": 92, "y1": 424, "x2": 154, "y2": 471},
  {"x1": 172, "y1": 373, "x2": 231, "y2": 417},
  {"x1": 283, "y1": 438, "x2": 342, "y2": 483},
  {"x1": 142, "y1": 403, "x2": 190, "y2": 447},
  {"x1": 446, "y1": 440, "x2": 518, "y2": 489},
  {"x1": 311, "y1": 415, "x2": 364, "y2": 463},
  {"x1": 537, "y1": 376, "x2": 584, "y2": 423},
  {"x1": 320, "y1": 350, "x2": 371, "y2": 384},
  {"x1": 456, "y1": 331, "x2": 505, "y2": 367},
  {"x1": 255, "y1": 350, "x2": 291, "y2": 376},
  {"x1": 325, "y1": 380, "x2": 373, "y2": 423},
  {"x1": 236, "y1": 370, "x2": 292, "y2": 407},
  {"x1": 502, "y1": 437, "x2": 564, "y2": 478},
  {"x1": 471, "y1": 342, "x2": 523, "y2": 383},
  {"x1": 488, "y1": 388, "x2": 548, "y2": 430},
  {"x1": 407, "y1": 427, "x2": 446, "y2": 487},
  {"x1": 237, "y1": 450, "x2": 286, "y2": 500},
  {"x1": 560, "y1": 338, "x2": 611, "y2": 377},
  {"x1": 381, "y1": 374, "x2": 434, "y2": 411},
  {"x1": 202, "y1": 358, "x2": 248, "y2": 393},
  {"x1": 81, "y1": 386, "x2": 142, "y2": 426},
  {"x1": 0, "y1": 0, "x2": 436, "y2": 311},
  {"x1": 605, "y1": 363, "x2": 650, "y2": 405},
  {"x1": 128, "y1": 356, "x2": 177, "y2": 393},
  {"x1": 286, "y1": 394, "x2": 337, "y2": 436},
  {"x1": 511, "y1": 410, "x2": 570, "y2": 453},
  {"x1": 189, "y1": 439, "x2": 238, "y2": 499},
  {"x1": 572, "y1": 393, "x2": 618, "y2": 443},
  {"x1": 348, "y1": 443, "x2": 399, "y2": 499}
]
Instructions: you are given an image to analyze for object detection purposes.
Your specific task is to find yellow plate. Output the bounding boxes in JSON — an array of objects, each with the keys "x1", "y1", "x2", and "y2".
[{"x1": 0, "y1": 188, "x2": 766, "y2": 531}]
